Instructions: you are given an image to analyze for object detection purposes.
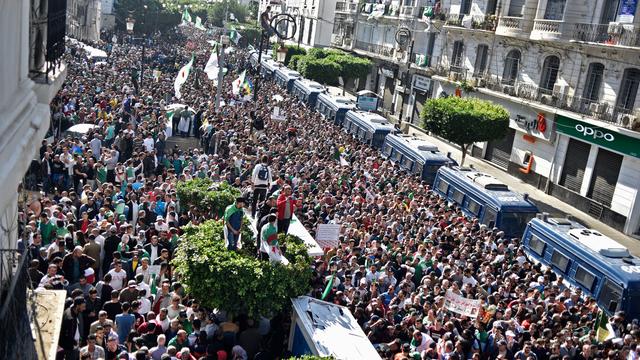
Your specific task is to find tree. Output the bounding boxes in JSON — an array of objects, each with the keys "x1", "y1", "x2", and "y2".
[
  {"x1": 206, "y1": 0, "x2": 249, "y2": 27},
  {"x1": 271, "y1": 44, "x2": 306, "y2": 67},
  {"x1": 114, "y1": 0, "x2": 181, "y2": 34},
  {"x1": 176, "y1": 178, "x2": 241, "y2": 219},
  {"x1": 291, "y1": 49, "x2": 371, "y2": 87},
  {"x1": 172, "y1": 220, "x2": 313, "y2": 318},
  {"x1": 420, "y1": 97, "x2": 509, "y2": 166}
]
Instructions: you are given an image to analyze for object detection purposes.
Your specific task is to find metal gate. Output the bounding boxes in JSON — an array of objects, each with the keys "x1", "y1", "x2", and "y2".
[
  {"x1": 559, "y1": 138, "x2": 591, "y2": 193},
  {"x1": 587, "y1": 148, "x2": 622, "y2": 208},
  {"x1": 485, "y1": 128, "x2": 515, "y2": 169}
]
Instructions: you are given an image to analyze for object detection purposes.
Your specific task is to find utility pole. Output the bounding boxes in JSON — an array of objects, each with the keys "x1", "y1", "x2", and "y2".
[{"x1": 216, "y1": 35, "x2": 230, "y2": 110}]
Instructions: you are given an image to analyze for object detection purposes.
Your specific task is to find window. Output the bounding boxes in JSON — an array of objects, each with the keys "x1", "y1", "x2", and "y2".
[
  {"x1": 391, "y1": 151, "x2": 403, "y2": 162},
  {"x1": 437, "y1": 179, "x2": 449, "y2": 194},
  {"x1": 473, "y1": 45, "x2": 489, "y2": 77},
  {"x1": 528, "y1": 234, "x2": 546, "y2": 256},
  {"x1": 502, "y1": 50, "x2": 521, "y2": 85},
  {"x1": 616, "y1": 68, "x2": 640, "y2": 111},
  {"x1": 467, "y1": 199, "x2": 481, "y2": 216},
  {"x1": 482, "y1": 207, "x2": 498, "y2": 227},
  {"x1": 382, "y1": 145, "x2": 393, "y2": 157},
  {"x1": 499, "y1": 212, "x2": 536, "y2": 237},
  {"x1": 559, "y1": 138, "x2": 591, "y2": 193},
  {"x1": 575, "y1": 266, "x2": 596, "y2": 290},
  {"x1": 550, "y1": 250, "x2": 570, "y2": 273},
  {"x1": 507, "y1": 0, "x2": 525, "y2": 16},
  {"x1": 460, "y1": 0, "x2": 472, "y2": 14},
  {"x1": 540, "y1": 56, "x2": 560, "y2": 93},
  {"x1": 543, "y1": 0, "x2": 566, "y2": 20},
  {"x1": 452, "y1": 189, "x2": 465, "y2": 204},
  {"x1": 401, "y1": 157, "x2": 414, "y2": 170},
  {"x1": 414, "y1": 163, "x2": 424, "y2": 177},
  {"x1": 583, "y1": 63, "x2": 605, "y2": 102},
  {"x1": 451, "y1": 41, "x2": 465, "y2": 72},
  {"x1": 598, "y1": 278, "x2": 623, "y2": 313},
  {"x1": 307, "y1": 19, "x2": 314, "y2": 45},
  {"x1": 600, "y1": 0, "x2": 620, "y2": 23}
]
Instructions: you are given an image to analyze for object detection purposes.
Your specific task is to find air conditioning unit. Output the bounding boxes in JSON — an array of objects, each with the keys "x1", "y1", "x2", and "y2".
[
  {"x1": 502, "y1": 85, "x2": 515, "y2": 96},
  {"x1": 631, "y1": 118, "x2": 640, "y2": 131},
  {"x1": 540, "y1": 94, "x2": 555, "y2": 105},
  {"x1": 618, "y1": 113, "x2": 636, "y2": 127},
  {"x1": 589, "y1": 102, "x2": 605, "y2": 114}
]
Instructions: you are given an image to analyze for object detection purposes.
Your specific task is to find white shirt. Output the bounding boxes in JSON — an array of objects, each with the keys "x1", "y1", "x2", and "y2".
[
  {"x1": 252, "y1": 163, "x2": 272, "y2": 186},
  {"x1": 143, "y1": 137, "x2": 155, "y2": 152},
  {"x1": 139, "y1": 297, "x2": 152, "y2": 315},
  {"x1": 107, "y1": 268, "x2": 128, "y2": 291}
]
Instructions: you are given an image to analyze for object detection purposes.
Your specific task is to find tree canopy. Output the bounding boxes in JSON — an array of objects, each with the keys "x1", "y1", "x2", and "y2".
[
  {"x1": 420, "y1": 97, "x2": 509, "y2": 165},
  {"x1": 287, "y1": 48, "x2": 372, "y2": 87}
]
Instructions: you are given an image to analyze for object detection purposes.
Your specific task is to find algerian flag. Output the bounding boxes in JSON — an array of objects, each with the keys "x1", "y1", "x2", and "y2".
[
  {"x1": 204, "y1": 44, "x2": 220, "y2": 82},
  {"x1": 321, "y1": 272, "x2": 335, "y2": 300},
  {"x1": 596, "y1": 310, "x2": 615, "y2": 342},
  {"x1": 229, "y1": 29, "x2": 242, "y2": 45},
  {"x1": 174, "y1": 55, "x2": 194, "y2": 99},
  {"x1": 232, "y1": 70, "x2": 246, "y2": 95},
  {"x1": 182, "y1": 8, "x2": 192, "y2": 24},
  {"x1": 195, "y1": 16, "x2": 206, "y2": 31}
]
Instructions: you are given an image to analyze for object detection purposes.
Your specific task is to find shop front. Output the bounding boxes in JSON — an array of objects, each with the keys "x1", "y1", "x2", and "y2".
[{"x1": 550, "y1": 115, "x2": 640, "y2": 234}]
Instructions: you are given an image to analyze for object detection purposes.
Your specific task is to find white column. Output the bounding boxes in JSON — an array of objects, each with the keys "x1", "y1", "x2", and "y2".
[{"x1": 579, "y1": 144, "x2": 599, "y2": 196}]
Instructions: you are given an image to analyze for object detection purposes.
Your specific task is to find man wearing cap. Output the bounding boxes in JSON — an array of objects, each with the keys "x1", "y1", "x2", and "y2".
[
  {"x1": 62, "y1": 245, "x2": 96, "y2": 285},
  {"x1": 120, "y1": 280, "x2": 140, "y2": 303},
  {"x1": 223, "y1": 197, "x2": 245, "y2": 251}
]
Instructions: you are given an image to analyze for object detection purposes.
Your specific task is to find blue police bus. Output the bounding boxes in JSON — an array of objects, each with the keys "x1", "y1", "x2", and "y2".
[
  {"x1": 433, "y1": 166, "x2": 539, "y2": 237},
  {"x1": 274, "y1": 67, "x2": 301, "y2": 92},
  {"x1": 249, "y1": 50, "x2": 271, "y2": 69},
  {"x1": 342, "y1": 110, "x2": 396, "y2": 149},
  {"x1": 381, "y1": 134, "x2": 457, "y2": 185},
  {"x1": 291, "y1": 79, "x2": 325, "y2": 107},
  {"x1": 315, "y1": 93, "x2": 357, "y2": 126},
  {"x1": 260, "y1": 58, "x2": 280, "y2": 79},
  {"x1": 523, "y1": 214, "x2": 640, "y2": 319}
]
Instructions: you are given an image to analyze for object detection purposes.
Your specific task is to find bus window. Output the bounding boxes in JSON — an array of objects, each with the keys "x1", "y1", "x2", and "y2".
[
  {"x1": 437, "y1": 179, "x2": 449, "y2": 194},
  {"x1": 373, "y1": 133, "x2": 386, "y2": 148},
  {"x1": 414, "y1": 163, "x2": 424, "y2": 177},
  {"x1": 575, "y1": 266, "x2": 596, "y2": 291},
  {"x1": 401, "y1": 157, "x2": 413, "y2": 170},
  {"x1": 550, "y1": 250, "x2": 570, "y2": 273},
  {"x1": 499, "y1": 212, "x2": 536, "y2": 237},
  {"x1": 528, "y1": 234, "x2": 546, "y2": 256},
  {"x1": 467, "y1": 198, "x2": 481, "y2": 216},
  {"x1": 382, "y1": 144, "x2": 393, "y2": 157},
  {"x1": 482, "y1": 207, "x2": 497, "y2": 227},
  {"x1": 391, "y1": 151, "x2": 402, "y2": 162},
  {"x1": 452, "y1": 189, "x2": 465, "y2": 204},
  {"x1": 598, "y1": 278, "x2": 622, "y2": 313}
]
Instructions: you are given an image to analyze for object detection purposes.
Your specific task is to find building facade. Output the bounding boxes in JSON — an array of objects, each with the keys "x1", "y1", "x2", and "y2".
[
  {"x1": 0, "y1": 0, "x2": 67, "y2": 356},
  {"x1": 420, "y1": 0, "x2": 640, "y2": 236},
  {"x1": 259, "y1": 0, "x2": 338, "y2": 48},
  {"x1": 67, "y1": 0, "x2": 102, "y2": 42},
  {"x1": 100, "y1": 0, "x2": 116, "y2": 31}
]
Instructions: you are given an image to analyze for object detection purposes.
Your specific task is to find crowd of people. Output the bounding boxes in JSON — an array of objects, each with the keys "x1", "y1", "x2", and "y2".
[{"x1": 17, "y1": 19, "x2": 640, "y2": 360}]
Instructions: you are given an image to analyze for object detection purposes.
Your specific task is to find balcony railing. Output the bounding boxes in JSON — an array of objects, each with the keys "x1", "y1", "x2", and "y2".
[
  {"x1": 331, "y1": 34, "x2": 353, "y2": 48},
  {"x1": 444, "y1": 14, "x2": 497, "y2": 31},
  {"x1": 533, "y1": 19, "x2": 563, "y2": 33},
  {"x1": 29, "y1": 0, "x2": 67, "y2": 83},
  {"x1": 400, "y1": 5, "x2": 424, "y2": 18},
  {"x1": 570, "y1": 23, "x2": 640, "y2": 48},
  {"x1": 335, "y1": 2, "x2": 358, "y2": 12},
  {"x1": 354, "y1": 40, "x2": 395, "y2": 58}
]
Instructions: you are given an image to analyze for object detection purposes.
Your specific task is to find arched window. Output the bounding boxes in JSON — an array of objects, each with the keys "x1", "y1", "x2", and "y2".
[
  {"x1": 583, "y1": 63, "x2": 605, "y2": 101},
  {"x1": 451, "y1": 40, "x2": 465, "y2": 72},
  {"x1": 502, "y1": 49, "x2": 520, "y2": 85},
  {"x1": 540, "y1": 55, "x2": 560, "y2": 92},
  {"x1": 617, "y1": 68, "x2": 640, "y2": 111}
]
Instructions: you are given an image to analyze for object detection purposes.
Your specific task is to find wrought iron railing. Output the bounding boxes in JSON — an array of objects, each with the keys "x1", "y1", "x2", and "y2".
[
  {"x1": 30, "y1": 0, "x2": 66, "y2": 83},
  {"x1": 570, "y1": 23, "x2": 640, "y2": 47},
  {"x1": 445, "y1": 14, "x2": 497, "y2": 31},
  {"x1": 354, "y1": 40, "x2": 395, "y2": 57}
]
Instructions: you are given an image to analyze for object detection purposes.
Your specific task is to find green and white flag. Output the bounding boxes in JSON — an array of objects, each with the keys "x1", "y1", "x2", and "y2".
[
  {"x1": 174, "y1": 54, "x2": 194, "y2": 99},
  {"x1": 182, "y1": 8, "x2": 192, "y2": 24},
  {"x1": 195, "y1": 16, "x2": 206, "y2": 31},
  {"x1": 229, "y1": 29, "x2": 242, "y2": 45},
  {"x1": 321, "y1": 272, "x2": 335, "y2": 300},
  {"x1": 232, "y1": 70, "x2": 246, "y2": 95},
  {"x1": 204, "y1": 44, "x2": 220, "y2": 82}
]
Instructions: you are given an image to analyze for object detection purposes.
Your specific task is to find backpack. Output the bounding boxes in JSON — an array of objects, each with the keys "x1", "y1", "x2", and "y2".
[{"x1": 257, "y1": 165, "x2": 269, "y2": 181}]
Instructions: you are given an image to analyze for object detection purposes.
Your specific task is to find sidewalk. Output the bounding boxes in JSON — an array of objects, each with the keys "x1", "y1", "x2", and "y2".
[{"x1": 404, "y1": 126, "x2": 640, "y2": 256}]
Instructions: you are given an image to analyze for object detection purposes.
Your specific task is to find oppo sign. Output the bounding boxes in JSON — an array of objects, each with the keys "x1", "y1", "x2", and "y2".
[{"x1": 575, "y1": 124, "x2": 615, "y2": 142}]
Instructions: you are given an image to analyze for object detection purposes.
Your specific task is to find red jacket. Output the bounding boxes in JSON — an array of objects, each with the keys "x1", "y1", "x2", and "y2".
[{"x1": 276, "y1": 193, "x2": 297, "y2": 220}]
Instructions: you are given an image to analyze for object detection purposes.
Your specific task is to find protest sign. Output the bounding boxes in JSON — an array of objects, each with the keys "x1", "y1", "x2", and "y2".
[
  {"x1": 315, "y1": 224, "x2": 341, "y2": 248},
  {"x1": 444, "y1": 290, "x2": 481, "y2": 318}
]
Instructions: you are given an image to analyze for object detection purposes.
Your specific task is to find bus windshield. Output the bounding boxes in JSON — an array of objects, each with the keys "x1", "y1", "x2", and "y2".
[{"x1": 499, "y1": 212, "x2": 536, "y2": 237}]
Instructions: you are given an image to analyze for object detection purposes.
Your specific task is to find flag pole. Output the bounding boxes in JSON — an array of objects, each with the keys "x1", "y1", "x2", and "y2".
[{"x1": 216, "y1": 35, "x2": 229, "y2": 111}]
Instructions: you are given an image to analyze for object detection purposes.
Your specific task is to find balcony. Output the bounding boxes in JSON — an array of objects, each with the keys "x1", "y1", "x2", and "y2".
[
  {"x1": 496, "y1": 16, "x2": 533, "y2": 37},
  {"x1": 444, "y1": 14, "x2": 497, "y2": 31},
  {"x1": 353, "y1": 40, "x2": 395, "y2": 58},
  {"x1": 570, "y1": 23, "x2": 640, "y2": 48},
  {"x1": 400, "y1": 5, "x2": 423, "y2": 19},
  {"x1": 331, "y1": 34, "x2": 353, "y2": 48},
  {"x1": 335, "y1": 1, "x2": 358, "y2": 13},
  {"x1": 530, "y1": 19, "x2": 568, "y2": 41}
]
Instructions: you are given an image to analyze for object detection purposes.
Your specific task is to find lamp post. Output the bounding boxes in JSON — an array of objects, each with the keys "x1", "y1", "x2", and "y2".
[
  {"x1": 275, "y1": 43, "x2": 288, "y2": 63},
  {"x1": 254, "y1": 12, "x2": 296, "y2": 101}
]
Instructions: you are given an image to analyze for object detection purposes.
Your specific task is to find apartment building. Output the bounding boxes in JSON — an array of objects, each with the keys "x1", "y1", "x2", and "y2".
[
  {"x1": 424, "y1": 0, "x2": 640, "y2": 236},
  {"x1": 259, "y1": 0, "x2": 338, "y2": 48},
  {"x1": 67, "y1": 0, "x2": 102, "y2": 42}
]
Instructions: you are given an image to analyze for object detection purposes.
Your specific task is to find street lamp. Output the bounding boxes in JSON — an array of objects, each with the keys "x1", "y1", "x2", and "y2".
[
  {"x1": 276, "y1": 43, "x2": 288, "y2": 63},
  {"x1": 254, "y1": 12, "x2": 296, "y2": 101},
  {"x1": 126, "y1": 17, "x2": 135, "y2": 32}
]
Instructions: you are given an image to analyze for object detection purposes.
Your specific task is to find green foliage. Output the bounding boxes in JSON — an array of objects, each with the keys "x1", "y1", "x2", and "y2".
[
  {"x1": 271, "y1": 44, "x2": 307, "y2": 67},
  {"x1": 289, "y1": 54, "x2": 305, "y2": 70},
  {"x1": 176, "y1": 178, "x2": 241, "y2": 219},
  {"x1": 172, "y1": 220, "x2": 313, "y2": 318},
  {"x1": 206, "y1": 0, "x2": 248, "y2": 27},
  {"x1": 420, "y1": 97, "x2": 509, "y2": 165},
  {"x1": 116, "y1": 0, "x2": 181, "y2": 34},
  {"x1": 238, "y1": 25, "x2": 262, "y2": 47},
  {"x1": 325, "y1": 53, "x2": 372, "y2": 82},
  {"x1": 297, "y1": 58, "x2": 342, "y2": 86}
]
